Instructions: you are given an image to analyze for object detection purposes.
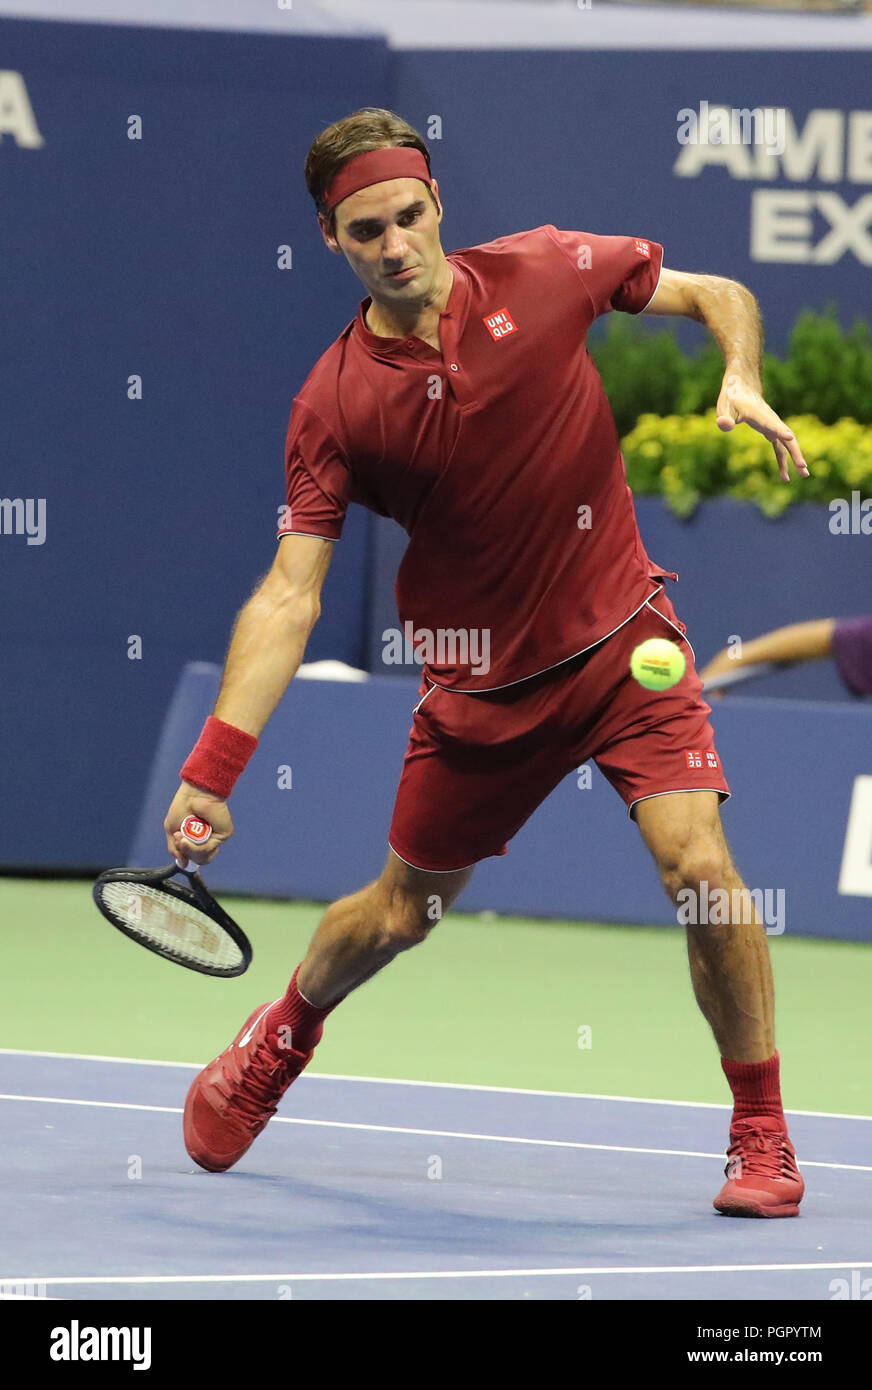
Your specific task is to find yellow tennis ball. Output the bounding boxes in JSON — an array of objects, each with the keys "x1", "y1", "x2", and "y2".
[{"x1": 630, "y1": 637, "x2": 686, "y2": 691}]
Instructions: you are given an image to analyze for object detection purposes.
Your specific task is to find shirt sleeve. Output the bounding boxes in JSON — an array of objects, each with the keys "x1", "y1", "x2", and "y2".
[
  {"x1": 278, "y1": 397, "x2": 350, "y2": 542},
  {"x1": 544, "y1": 226, "x2": 664, "y2": 319},
  {"x1": 832, "y1": 616, "x2": 872, "y2": 696}
]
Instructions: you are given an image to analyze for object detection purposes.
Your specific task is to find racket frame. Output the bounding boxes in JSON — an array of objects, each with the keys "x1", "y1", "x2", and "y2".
[{"x1": 92, "y1": 860, "x2": 252, "y2": 977}]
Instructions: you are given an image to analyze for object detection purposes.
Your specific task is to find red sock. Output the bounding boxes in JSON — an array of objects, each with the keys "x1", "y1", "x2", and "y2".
[
  {"x1": 721, "y1": 1051, "x2": 786, "y2": 1130},
  {"x1": 266, "y1": 965, "x2": 341, "y2": 1054}
]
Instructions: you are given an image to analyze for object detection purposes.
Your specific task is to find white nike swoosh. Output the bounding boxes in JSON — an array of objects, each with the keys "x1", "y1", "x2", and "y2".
[{"x1": 237, "y1": 1003, "x2": 274, "y2": 1048}]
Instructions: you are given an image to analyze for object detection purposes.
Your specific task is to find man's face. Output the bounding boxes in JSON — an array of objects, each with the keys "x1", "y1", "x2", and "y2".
[{"x1": 320, "y1": 177, "x2": 443, "y2": 306}]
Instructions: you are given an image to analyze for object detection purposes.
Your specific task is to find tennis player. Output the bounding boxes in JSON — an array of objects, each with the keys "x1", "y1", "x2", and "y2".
[{"x1": 165, "y1": 109, "x2": 810, "y2": 1217}]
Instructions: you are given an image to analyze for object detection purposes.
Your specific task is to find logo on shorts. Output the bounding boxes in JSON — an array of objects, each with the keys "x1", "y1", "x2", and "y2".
[
  {"x1": 482, "y1": 307, "x2": 517, "y2": 340},
  {"x1": 634, "y1": 239, "x2": 651, "y2": 258},
  {"x1": 685, "y1": 749, "x2": 720, "y2": 771}
]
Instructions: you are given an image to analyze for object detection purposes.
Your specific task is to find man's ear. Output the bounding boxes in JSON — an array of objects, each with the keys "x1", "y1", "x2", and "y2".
[
  {"x1": 430, "y1": 178, "x2": 443, "y2": 222},
  {"x1": 317, "y1": 212, "x2": 342, "y2": 254}
]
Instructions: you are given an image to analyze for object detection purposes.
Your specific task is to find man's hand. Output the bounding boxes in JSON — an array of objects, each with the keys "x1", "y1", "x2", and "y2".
[
  {"x1": 643, "y1": 269, "x2": 810, "y2": 484},
  {"x1": 716, "y1": 373, "x2": 810, "y2": 483},
  {"x1": 163, "y1": 782, "x2": 234, "y2": 867}
]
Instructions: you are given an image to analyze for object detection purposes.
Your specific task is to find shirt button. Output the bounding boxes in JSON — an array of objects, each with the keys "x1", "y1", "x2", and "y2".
[
  {"x1": 406, "y1": 340, "x2": 415, "y2": 348},
  {"x1": 449, "y1": 363, "x2": 459, "y2": 372}
]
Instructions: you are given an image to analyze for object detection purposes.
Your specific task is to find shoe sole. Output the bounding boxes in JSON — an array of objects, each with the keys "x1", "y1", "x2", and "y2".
[
  {"x1": 714, "y1": 1196, "x2": 800, "y2": 1218},
  {"x1": 185, "y1": 1130, "x2": 237, "y2": 1173}
]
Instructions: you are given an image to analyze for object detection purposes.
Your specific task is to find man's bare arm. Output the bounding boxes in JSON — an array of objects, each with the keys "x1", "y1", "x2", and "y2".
[
  {"x1": 163, "y1": 533, "x2": 334, "y2": 861},
  {"x1": 644, "y1": 267, "x2": 762, "y2": 384},
  {"x1": 212, "y1": 533, "x2": 334, "y2": 737},
  {"x1": 643, "y1": 267, "x2": 809, "y2": 483}
]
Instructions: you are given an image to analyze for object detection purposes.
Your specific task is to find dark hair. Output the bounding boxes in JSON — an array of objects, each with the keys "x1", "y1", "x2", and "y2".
[{"x1": 305, "y1": 108, "x2": 436, "y2": 234}]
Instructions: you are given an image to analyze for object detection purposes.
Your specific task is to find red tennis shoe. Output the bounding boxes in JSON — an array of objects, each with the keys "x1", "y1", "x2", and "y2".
[
  {"x1": 184, "y1": 1001, "x2": 313, "y2": 1172},
  {"x1": 713, "y1": 1116, "x2": 804, "y2": 1218}
]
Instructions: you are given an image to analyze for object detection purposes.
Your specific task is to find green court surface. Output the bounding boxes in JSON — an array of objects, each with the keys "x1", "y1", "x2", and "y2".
[{"x1": 1, "y1": 877, "x2": 869, "y2": 1115}]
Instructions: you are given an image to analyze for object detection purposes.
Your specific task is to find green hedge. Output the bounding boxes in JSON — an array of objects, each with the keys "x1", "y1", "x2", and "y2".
[
  {"x1": 591, "y1": 308, "x2": 872, "y2": 438},
  {"x1": 622, "y1": 413, "x2": 872, "y2": 518}
]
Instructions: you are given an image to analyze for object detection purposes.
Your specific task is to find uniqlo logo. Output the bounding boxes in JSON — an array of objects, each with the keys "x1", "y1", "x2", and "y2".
[
  {"x1": 686, "y1": 749, "x2": 720, "y2": 771},
  {"x1": 483, "y1": 307, "x2": 517, "y2": 340},
  {"x1": 633, "y1": 239, "x2": 651, "y2": 258}
]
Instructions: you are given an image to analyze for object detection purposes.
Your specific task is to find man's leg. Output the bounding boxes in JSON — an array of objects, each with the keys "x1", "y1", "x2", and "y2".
[
  {"x1": 634, "y1": 790, "x2": 803, "y2": 1217},
  {"x1": 183, "y1": 849, "x2": 473, "y2": 1171},
  {"x1": 634, "y1": 791, "x2": 773, "y2": 1062},
  {"x1": 294, "y1": 848, "x2": 474, "y2": 1009}
]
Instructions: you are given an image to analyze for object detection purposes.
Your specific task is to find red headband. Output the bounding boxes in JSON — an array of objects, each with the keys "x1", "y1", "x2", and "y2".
[{"x1": 322, "y1": 147, "x2": 432, "y2": 216}]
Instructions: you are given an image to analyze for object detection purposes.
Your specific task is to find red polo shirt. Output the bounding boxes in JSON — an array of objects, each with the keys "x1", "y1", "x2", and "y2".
[{"x1": 279, "y1": 224, "x2": 671, "y2": 691}]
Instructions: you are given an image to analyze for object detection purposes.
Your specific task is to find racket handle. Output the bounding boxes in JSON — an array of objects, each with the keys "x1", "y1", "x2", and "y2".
[
  {"x1": 176, "y1": 814, "x2": 213, "y2": 872},
  {"x1": 180, "y1": 814, "x2": 212, "y2": 845}
]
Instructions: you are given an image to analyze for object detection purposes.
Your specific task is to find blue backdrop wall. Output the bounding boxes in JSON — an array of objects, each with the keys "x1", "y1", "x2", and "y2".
[
  {"x1": 394, "y1": 49, "x2": 872, "y2": 351},
  {"x1": 2, "y1": 21, "x2": 869, "y2": 870},
  {"x1": 0, "y1": 19, "x2": 388, "y2": 866}
]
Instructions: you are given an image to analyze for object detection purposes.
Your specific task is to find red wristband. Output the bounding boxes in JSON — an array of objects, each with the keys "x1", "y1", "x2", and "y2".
[{"x1": 180, "y1": 716, "x2": 258, "y2": 799}]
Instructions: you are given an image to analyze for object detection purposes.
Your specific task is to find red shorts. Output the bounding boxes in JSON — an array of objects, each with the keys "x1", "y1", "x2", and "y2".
[{"x1": 387, "y1": 585, "x2": 731, "y2": 872}]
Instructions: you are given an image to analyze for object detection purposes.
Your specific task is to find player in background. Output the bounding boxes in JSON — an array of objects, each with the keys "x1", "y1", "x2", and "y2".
[
  {"x1": 164, "y1": 109, "x2": 811, "y2": 1218},
  {"x1": 701, "y1": 616, "x2": 872, "y2": 697}
]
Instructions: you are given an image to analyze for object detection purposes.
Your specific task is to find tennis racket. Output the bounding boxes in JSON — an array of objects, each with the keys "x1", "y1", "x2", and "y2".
[
  {"x1": 703, "y1": 659, "x2": 793, "y2": 692},
  {"x1": 92, "y1": 815, "x2": 252, "y2": 977}
]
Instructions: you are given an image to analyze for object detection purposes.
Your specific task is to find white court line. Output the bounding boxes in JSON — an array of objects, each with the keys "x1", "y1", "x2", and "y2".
[
  {"x1": 1, "y1": 1093, "x2": 870, "y2": 1171},
  {"x1": 0, "y1": 1049, "x2": 869, "y2": 1123},
  {"x1": 2, "y1": 1262, "x2": 872, "y2": 1287}
]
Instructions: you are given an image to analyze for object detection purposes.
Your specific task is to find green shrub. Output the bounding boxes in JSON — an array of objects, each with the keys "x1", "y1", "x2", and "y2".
[
  {"x1": 588, "y1": 316, "x2": 687, "y2": 437},
  {"x1": 763, "y1": 310, "x2": 872, "y2": 425},
  {"x1": 590, "y1": 307, "x2": 872, "y2": 436},
  {"x1": 622, "y1": 412, "x2": 872, "y2": 518}
]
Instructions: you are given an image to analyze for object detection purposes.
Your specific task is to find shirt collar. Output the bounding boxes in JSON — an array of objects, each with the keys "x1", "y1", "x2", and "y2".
[{"x1": 354, "y1": 257, "x2": 467, "y2": 357}]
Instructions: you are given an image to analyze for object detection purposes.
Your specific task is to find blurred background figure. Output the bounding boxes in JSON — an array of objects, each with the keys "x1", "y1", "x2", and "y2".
[{"x1": 701, "y1": 615, "x2": 872, "y2": 697}]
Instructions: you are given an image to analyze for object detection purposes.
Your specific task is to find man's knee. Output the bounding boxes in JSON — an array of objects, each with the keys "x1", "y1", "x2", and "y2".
[
  {"x1": 367, "y1": 852, "x2": 472, "y2": 952},
  {"x1": 371, "y1": 881, "x2": 445, "y2": 952},
  {"x1": 656, "y1": 833, "x2": 733, "y2": 904}
]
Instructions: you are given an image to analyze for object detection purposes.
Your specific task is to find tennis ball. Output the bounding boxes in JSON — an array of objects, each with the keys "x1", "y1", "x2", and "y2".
[{"x1": 630, "y1": 638, "x2": 686, "y2": 691}]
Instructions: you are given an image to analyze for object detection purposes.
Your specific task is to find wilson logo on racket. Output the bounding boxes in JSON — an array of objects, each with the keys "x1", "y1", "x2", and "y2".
[{"x1": 181, "y1": 815, "x2": 211, "y2": 845}]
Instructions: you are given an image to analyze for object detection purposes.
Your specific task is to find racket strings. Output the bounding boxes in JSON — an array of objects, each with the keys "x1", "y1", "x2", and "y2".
[{"x1": 97, "y1": 879, "x2": 244, "y2": 971}]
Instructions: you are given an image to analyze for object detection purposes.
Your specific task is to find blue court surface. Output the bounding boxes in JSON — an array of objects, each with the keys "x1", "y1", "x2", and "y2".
[{"x1": 1, "y1": 1051, "x2": 870, "y2": 1302}]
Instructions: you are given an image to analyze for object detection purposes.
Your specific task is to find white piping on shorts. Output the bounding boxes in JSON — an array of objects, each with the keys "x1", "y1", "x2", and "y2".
[
  {"x1": 387, "y1": 841, "x2": 479, "y2": 874},
  {"x1": 627, "y1": 786, "x2": 731, "y2": 821},
  {"x1": 423, "y1": 581, "x2": 670, "y2": 696},
  {"x1": 643, "y1": 590, "x2": 696, "y2": 664},
  {"x1": 412, "y1": 680, "x2": 439, "y2": 715}
]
